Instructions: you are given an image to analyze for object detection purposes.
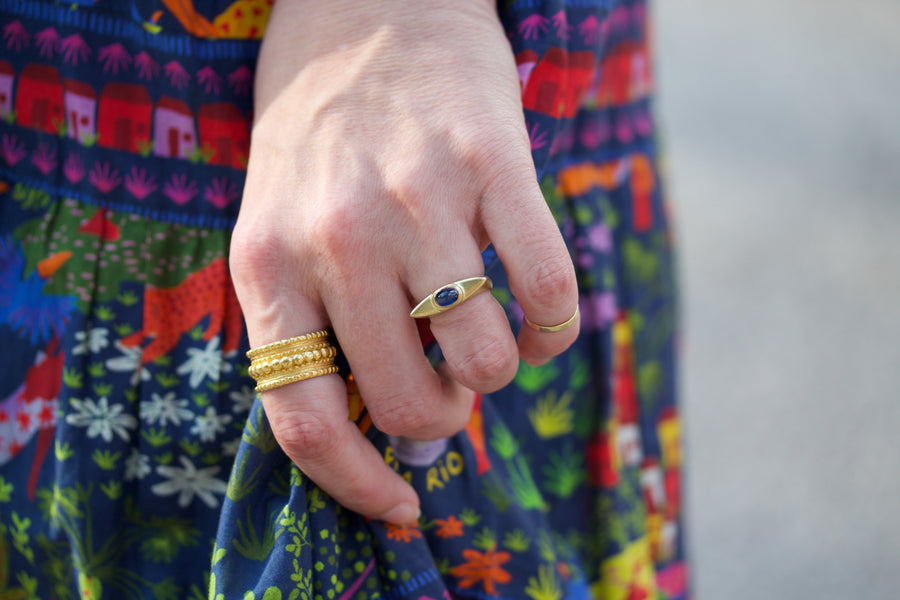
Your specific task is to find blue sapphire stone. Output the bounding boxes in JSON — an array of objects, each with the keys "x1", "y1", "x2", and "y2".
[{"x1": 434, "y1": 287, "x2": 459, "y2": 307}]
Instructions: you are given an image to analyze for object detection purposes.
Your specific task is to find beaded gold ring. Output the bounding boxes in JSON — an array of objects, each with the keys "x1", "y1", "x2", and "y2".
[{"x1": 246, "y1": 330, "x2": 339, "y2": 393}]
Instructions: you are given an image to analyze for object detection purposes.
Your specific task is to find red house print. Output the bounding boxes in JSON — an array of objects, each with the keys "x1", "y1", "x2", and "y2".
[
  {"x1": 197, "y1": 103, "x2": 249, "y2": 170},
  {"x1": 592, "y1": 40, "x2": 652, "y2": 108},
  {"x1": 15, "y1": 64, "x2": 64, "y2": 134},
  {"x1": 63, "y1": 80, "x2": 97, "y2": 144},
  {"x1": 153, "y1": 96, "x2": 197, "y2": 159},
  {"x1": 522, "y1": 48, "x2": 595, "y2": 119},
  {"x1": 97, "y1": 82, "x2": 152, "y2": 153}
]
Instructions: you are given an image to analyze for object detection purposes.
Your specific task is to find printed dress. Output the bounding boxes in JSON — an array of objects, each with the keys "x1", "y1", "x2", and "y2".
[{"x1": 0, "y1": 1, "x2": 687, "y2": 599}]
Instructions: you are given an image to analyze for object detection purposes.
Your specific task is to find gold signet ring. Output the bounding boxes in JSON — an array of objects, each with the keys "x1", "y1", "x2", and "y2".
[{"x1": 409, "y1": 277, "x2": 493, "y2": 319}]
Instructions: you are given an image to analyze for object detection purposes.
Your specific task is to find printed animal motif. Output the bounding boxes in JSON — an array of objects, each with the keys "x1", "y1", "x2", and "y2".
[
  {"x1": 160, "y1": 0, "x2": 274, "y2": 39},
  {"x1": 120, "y1": 257, "x2": 242, "y2": 364}
]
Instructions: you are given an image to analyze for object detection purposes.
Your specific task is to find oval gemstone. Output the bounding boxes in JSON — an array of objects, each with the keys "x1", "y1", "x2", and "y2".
[{"x1": 435, "y1": 287, "x2": 459, "y2": 307}]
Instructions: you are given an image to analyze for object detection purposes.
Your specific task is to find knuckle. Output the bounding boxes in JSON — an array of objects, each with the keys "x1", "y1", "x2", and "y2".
[
  {"x1": 525, "y1": 253, "x2": 577, "y2": 310},
  {"x1": 268, "y1": 408, "x2": 339, "y2": 462},
  {"x1": 369, "y1": 393, "x2": 436, "y2": 437},
  {"x1": 455, "y1": 335, "x2": 517, "y2": 386}
]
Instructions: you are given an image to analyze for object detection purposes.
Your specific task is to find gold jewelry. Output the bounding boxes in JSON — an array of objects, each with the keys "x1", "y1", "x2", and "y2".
[
  {"x1": 523, "y1": 305, "x2": 580, "y2": 333},
  {"x1": 246, "y1": 330, "x2": 340, "y2": 393},
  {"x1": 409, "y1": 276, "x2": 493, "y2": 318}
]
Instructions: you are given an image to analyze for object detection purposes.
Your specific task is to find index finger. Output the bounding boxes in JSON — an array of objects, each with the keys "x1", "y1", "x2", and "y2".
[{"x1": 259, "y1": 372, "x2": 422, "y2": 525}]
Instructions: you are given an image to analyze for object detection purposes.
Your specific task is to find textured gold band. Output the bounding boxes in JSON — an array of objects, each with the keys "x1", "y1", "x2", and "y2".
[
  {"x1": 523, "y1": 305, "x2": 580, "y2": 333},
  {"x1": 247, "y1": 330, "x2": 339, "y2": 393},
  {"x1": 409, "y1": 276, "x2": 493, "y2": 319}
]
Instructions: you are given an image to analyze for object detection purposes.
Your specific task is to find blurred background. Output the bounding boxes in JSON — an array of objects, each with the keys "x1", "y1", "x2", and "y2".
[{"x1": 655, "y1": 0, "x2": 900, "y2": 598}]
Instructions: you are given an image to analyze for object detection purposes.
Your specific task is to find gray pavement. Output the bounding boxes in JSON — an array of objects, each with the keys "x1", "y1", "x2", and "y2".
[{"x1": 655, "y1": 0, "x2": 900, "y2": 598}]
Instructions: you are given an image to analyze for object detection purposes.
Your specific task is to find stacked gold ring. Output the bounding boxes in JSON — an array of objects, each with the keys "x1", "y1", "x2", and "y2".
[{"x1": 246, "y1": 330, "x2": 340, "y2": 393}]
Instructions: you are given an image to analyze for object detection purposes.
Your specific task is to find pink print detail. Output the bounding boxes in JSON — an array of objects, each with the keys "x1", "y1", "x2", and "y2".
[
  {"x1": 88, "y1": 161, "x2": 122, "y2": 194},
  {"x1": 164, "y1": 61, "x2": 190, "y2": 90},
  {"x1": 517, "y1": 14, "x2": 549, "y2": 40},
  {"x1": 528, "y1": 121, "x2": 548, "y2": 150},
  {"x1": 196, "y1": 66, "x2": 222, "y2": 95},
  {"x1": 60, "y1": 34, "x2": 91, "y2": 65},
  {"x1": 34, "y1": 27, "x2": 60, "y2": 58},
  {"x1": 163, "y1": 173, "x2": 198, "y2": 205},
  {"x1": 203, "y1": 178, "x2": 239, "y2": 209},
  {"x1": 227, "y1": 66, "x2": 253, "y2": 96},
  {"x1": 135, "y1": 52, "x2": 160, "y2": 80},
  {"x1": 0, "y1": 135, "x2": 26, "y2": 167},
  {"x1": 30, "y1": 143, "x2": 57, "y2": 176},
  {"x1": 63, "y1": 153, "x2": 85, "y2": 183},
  {"x1": 124, "y1": 167, "x2": 158, "y2": 200},
  {"x1": 2, "y1": 21, "x2": 30, "y2": 52},
  {"x1": 551, "y1": 11, "x2": 573, "y2": 41},
  {"x1": 578, "y1": 16, "x2": 602, "y2": 45},
  {"x1": 98, "y1": 43, "x2": 132, "y2": 75}
]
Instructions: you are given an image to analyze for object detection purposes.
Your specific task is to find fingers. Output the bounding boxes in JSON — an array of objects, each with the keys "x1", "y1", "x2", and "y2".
[
  {"x1": 259, "y1": 374, "x2": 421, "y2": 525},
  {"x1": 480, "y1": 160, "x2": 580, "y2": 366},
  {"x1": 405, "y1": 252, "x2": 520, "y2": 394},
  {"x1": 321, "y1": 276, "x2": 478, "y2": 441}
]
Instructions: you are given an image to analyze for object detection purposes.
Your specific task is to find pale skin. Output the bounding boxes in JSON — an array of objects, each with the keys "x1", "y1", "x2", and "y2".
[{"x1": 230, "y1": 0, "x2": 580, "y2": 525}]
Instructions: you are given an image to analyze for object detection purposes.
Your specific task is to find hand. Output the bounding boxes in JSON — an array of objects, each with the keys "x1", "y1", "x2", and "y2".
[{"x1": 230, "y1": 0, "x2": 580, "y2": 524}]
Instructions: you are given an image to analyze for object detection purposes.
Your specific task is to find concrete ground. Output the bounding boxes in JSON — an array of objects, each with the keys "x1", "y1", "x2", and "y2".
[{"x1": 655, "y1": 0, "x2": 900, "y2": 598}]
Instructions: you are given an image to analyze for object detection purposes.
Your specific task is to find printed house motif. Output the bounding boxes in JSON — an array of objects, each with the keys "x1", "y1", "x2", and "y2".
[
  {"x1": 15, "y1": 64, "x2": 64, "y2": 134},
  {"x1": 522, "y1": 48, "x2": 595, "y2": 119},
  {"x1": 198, "y1": 103, "x2": 249, "y2": 169},
  {"x1": 97, "y1": 82, "x2": 152, "y2": 153},
  {"x1": 0, "y1": 60, "x2": 14, "y2": 119},
  {"x1": 154, "y1": 96, "x2": 197, "y2": 159},
  {"x1": 64, "y1": 80, "x2": 97, "y2": 144}
]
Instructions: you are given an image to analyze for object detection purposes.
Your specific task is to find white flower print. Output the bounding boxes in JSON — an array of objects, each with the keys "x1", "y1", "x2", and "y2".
[
  {"x1": 124, "y1": 448, "x2": 151, "y2": 481},
  {"x1": 229, "y1": 385, "x2": 255, "y2": 414},
  {"x1": 106, "y1": 340, "x2": 152, "y2": 386},
  {"x1": 176, "y1": 336, "x2": 232, "y2": 388},
  {"x1": 152, "y1": 456, "x2": 227, "y2": 508},
  {"x1": 65, "y1": 397, "x2": 137, "y2": 442},
  {"x1": 72, "y1": 327, "x2": 109, "y2": 355},
  {"x1": 190, "y1": 406, "x2": 232, "y2": 442},
  {"x1": 140, "y1": 391, "x2": 194, "y2": 427},
  {"x1": 220, "y1": 437, "x2": 241, "y2": 457}
]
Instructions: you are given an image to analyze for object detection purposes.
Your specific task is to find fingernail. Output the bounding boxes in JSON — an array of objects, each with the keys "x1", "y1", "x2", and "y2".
[{"x1": 379, "y1": 503, "x2": 421, "y2": 525}]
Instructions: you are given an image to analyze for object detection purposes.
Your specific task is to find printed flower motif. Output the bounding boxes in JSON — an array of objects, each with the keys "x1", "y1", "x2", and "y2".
[
  {"x1": 124, "y1": 448, "x2": 151, "y2": 481},
  {"x1": 518, "y1": 14, "x2": 548, "y2": 40},
  {"x1": 450, "y1": 549, "x2": 513, "y2": 596},
  {"x1": 163, "y1": 60, "x2": 190, "y2": 89},
  {"x1": 63, "y1": 153, "x2": 85, "y2": 183},
  {"x1": 189, "y1": 406, "x2": 232, "y2": 442},
  {"x1": 30, "y1": 143, "x2": 57, "y2": 175},
  {"x1": 227, "y1": 65, "x2": 253, "y2": 96},
  {"x1": 98, "y1": 43, "x2": 132, "y2": 75},
  {"x1": 65, "y1": 397, "x2": 137, "y2": 443},
  {"x1": 434, "y1": 515, "x2": 465, "y2": 539},
  {"x1": 163, "y1": 173, "x2": 199, "y2": 205},
  {"x1": 385, "y1": 523, "x2": 422, "y2": 543},
  {"x1": 203, "y1": 177, "x2": 239, "y2": 209},
  {"x1": 578, "y1": 15, "x2": 603, "y2": 44},
  {"x1": 134, "y1": 51, "x2": 160, "y2": 80},
  {"x1": 88, "y1": 161, "x2": 122, "y2": 194},
  {"x1": 124, "y1": 167, "x2": 158, "y2": 200},
  {"x1": 152, "y1": 456, "x2": 227, "y2": 508},
  {"x1": 72, "y1": 327, "x2": 109, "y2": 355},
  {"x1": 1, "y1": 134, "x2": 27, "y2": 167},
  {"x1": 140, "y1": 392, "x2": 194, "y2": 427},
  {"x1": 196, "y1": 66, "x2": 222, "y2": 95},
  {"x1": 34, "y1": 27, "x2": 60, "y2": 59},
  {"x1": 551, "y1": 11, "x2": 573, "y2": 40},
  {"x1": 60, "y1": 34, "x2": 90, "y2": 65},
  {"x1": 106, "y1": 340, "x2": 152, "y2": 386},
  {"x1": 229, "y1": 385, "x2": 255, "y2": 414},
  {"x1": 2, "y1": 21, "x2": 30, "y2": 52},
  {"x1": 176, "y1": 336, "x2": 232, "y2": 388}
]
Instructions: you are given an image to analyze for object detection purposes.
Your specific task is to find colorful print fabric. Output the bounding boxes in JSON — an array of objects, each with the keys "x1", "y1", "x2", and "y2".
[{"x1": 0, "y1": 1, "x2": 687, "y2": 599}]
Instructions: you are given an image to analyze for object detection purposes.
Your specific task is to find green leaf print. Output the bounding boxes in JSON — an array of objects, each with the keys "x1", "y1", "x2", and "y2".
[
  {"x1": 91, "y1": 449, "x2": 121, "y2": 471},
  {"x1": 226, "y1": 450, "x2": 264, "y2": 501},
  {"x1": 142, "y1": 428, "x2": 173, "y2": 447},
  {"x1": 514, "y1": 361, "x2": 560, "y2": 393},
  {"x1": 86, "y1": 362, "x2": 106, "y2": 378},
  {"x1": 528, "y1": 390, "x2": 575, "y2": 438},
  {"x1": 472, "y1": 527, "x2": 497, "y2": 552},
  {"x1": 524, "y1": 564, "x2": 563, "y2": 600},
  {"x1": 542, "y1": 445, "x2": 587, "y2": 499},
  {"x1": 243, "y1": 406, "x2": 278, "y2": 454},
  {"x1": 62, "y1": 367, "x2": 83, "y2": 389},
  {"x1": 10, "y1": 513, "x2": 34, "y2": 564},
  {"x1": 502, "y1": 530, "x2": 531, "y2": 553},
  {"x1": 0, "y1": 477, "x2": 13, "y2": 502},
  {"x1": 156, "y1": 373, "x2": 180, "y2": 389},
  {"x1": 95, "y1": 306, "x2": 116, "y2": 321}
]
